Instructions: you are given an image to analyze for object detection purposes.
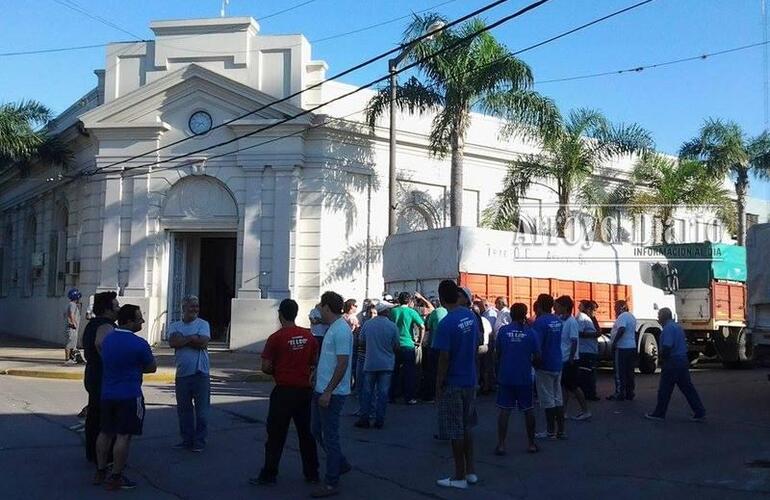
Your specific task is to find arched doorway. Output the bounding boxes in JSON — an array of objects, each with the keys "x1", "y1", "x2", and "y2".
[{"x1": 161, "y1": 175, "x2": 239, "y2": 342}]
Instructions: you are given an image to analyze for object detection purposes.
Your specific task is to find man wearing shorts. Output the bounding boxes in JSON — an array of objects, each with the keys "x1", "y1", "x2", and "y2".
[
  {"x1": 531, "y1": 294, "x2": 565, "y2": 439},
  {"x1": 495, "y1": 303, "x2": 540, "y2": 454},
  {"x1": 94, "y1": 305, "x2": 157, "y2": 490},
  {"x1": 434, "y1": 280, "x2": 479, "y2": 490}
]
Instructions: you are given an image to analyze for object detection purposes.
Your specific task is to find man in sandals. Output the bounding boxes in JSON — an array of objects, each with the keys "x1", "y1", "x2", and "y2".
[{"x1": 495, "y1": 303, "x2": 540, "y2": 454}]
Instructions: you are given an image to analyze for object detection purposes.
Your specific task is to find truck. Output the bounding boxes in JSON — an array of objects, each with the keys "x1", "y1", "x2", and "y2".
[
  {"x1": 747, "y1": 223, "x2": 770, "y2": 367},
  {"x1": 382, "y1": 226, "x2": 677, "y2": 374},
  {"x1": 652, "y1": 243, "x2": 749, "y2": 367}
]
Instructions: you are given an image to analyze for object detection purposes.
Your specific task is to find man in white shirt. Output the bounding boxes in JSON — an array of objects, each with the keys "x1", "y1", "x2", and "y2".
[
  {"x1": 556, "y1": 296, "x2": 591, "y2": 422},
  {"x1": 608, "y1": 300, "x2": 637, "y2": 401},
  {"x1": 492, "y1": 297, "x2": 511, "y2": 334},
  {"x1": 168, "y1": 295, "x2": 211, "y2": 452}
]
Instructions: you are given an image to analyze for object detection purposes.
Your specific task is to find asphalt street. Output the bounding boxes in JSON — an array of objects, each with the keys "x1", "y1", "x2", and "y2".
[{"x1": 0, "y1": 364, "x2": 769, "y2": 499}]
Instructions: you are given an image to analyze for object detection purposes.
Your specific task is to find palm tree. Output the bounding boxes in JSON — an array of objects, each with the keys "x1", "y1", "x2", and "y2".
[
  {"x1": 577, "y1": 176, "x2": 634, "y2": 242},
  {"x1": 680, "y1": 119, "x2": 770, "y2": 245},
  {"x1": 0, "y1": 100, "x2": 70, "y2": 172},
  {"x1": 482, "y1": 108, "x2": 653, "y2": 237},
  {"x1": 629, "y1": 153, "x2": 736, "y2": 244},
  {"x1": 365, "y1": 13, "x2": 560, "y2": 227}
]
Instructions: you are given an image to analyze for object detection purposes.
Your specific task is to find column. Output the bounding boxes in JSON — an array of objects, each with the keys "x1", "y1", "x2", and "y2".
[
  {"x1": 269, "y1": 166, "x2": 298, "y2": 299},
  {"x1": 97, "y1": 175, "x2": 122, "y2": 292},
  {"x1": 123, "y1": 176, "x2": 149, "y2": 297},
  {"x1": 238, "y1": 168, "x2": 263, "y2": 298}
]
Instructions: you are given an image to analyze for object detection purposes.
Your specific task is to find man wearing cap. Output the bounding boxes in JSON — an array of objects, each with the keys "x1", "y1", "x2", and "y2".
[
  {"x1": 64, "y1": 288, "x2": 83, "y2": 365},
  {"x1": 355, "y1": 301, "x2": 400, "y2": 429}
]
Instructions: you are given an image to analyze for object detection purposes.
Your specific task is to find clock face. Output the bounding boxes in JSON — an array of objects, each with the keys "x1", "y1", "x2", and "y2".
[{"x1": 188, "y1": 111, "x2": 212, "y2": 135}]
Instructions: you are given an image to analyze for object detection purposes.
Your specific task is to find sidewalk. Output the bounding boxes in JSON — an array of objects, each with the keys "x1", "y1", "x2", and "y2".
[{"x1": 0, "y1": 333, "x2": 271, "y2": 383}]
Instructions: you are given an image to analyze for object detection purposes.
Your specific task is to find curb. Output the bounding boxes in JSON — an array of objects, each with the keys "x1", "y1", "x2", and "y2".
[{"x1": 1, "y1": 369, "x2": 273, "y2": 384}]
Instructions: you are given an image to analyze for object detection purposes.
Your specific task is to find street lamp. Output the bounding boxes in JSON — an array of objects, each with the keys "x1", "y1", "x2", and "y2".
[{"x1": 388, "y1": 21, "x2": 445, "y2": 236}]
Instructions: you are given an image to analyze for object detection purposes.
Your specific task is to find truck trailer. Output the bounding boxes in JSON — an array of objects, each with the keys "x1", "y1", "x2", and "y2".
[
  {"x1": 382, "y1": 227, "x2": 676, "y2": 373},
  {"x1": 747, "y1": 223, "x2": 770, "y2": 366}
]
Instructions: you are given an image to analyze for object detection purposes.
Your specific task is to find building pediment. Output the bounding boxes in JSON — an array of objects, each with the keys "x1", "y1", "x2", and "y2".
[{"x1": 79, "y1": 63, "x2": 312, "y2": 131}]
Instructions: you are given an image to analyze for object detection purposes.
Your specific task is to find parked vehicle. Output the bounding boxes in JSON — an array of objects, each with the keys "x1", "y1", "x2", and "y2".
[
  {"x1": 652, "y1": 243, "x2": 749, "y2": 367},
  {"x1": 382, "y1": 227, "x2": 676, "y2": 373},
  {"x1": 747, "y1": 223, "x2": 770, "y2": 367}
]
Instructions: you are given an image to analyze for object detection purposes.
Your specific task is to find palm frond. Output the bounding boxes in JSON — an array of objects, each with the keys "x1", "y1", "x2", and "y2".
[
  {"x1": 487, "y1": 89, "x2": 561, "y2": 142},
  {"x1": 364, "y1": 76, "x2": 444, "y2": 131}
]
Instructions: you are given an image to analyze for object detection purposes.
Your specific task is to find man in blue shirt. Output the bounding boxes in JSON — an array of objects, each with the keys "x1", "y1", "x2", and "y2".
[
  {"x1": 434, "y1": 280, "x2": 479, "y2": 490},
  {"x1": 168, "y1": 295, "x2": 211, "y2": 452},
  {"x1": 531, "y1": 294, "x2": 566, "y2": 439},
  {"x1": 95, "y1": 305, "x2": 157, "y2": 491},
  {"x1": 646, "y1": 308, "x2": 706, "y2": 422},
  {"x1": 495, "y1": 303, "x2": 540, "y2": 454}
]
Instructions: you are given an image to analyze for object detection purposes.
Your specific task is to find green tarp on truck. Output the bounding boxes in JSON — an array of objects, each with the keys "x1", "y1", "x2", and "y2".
[{"x1": 652, "y1": 243, "x2": 746, "y2": 288}]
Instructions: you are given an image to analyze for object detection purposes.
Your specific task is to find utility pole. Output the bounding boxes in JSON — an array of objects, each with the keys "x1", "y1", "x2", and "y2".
[{"x1": 763, "y1": 0, "x2": 768, "y2": 129}]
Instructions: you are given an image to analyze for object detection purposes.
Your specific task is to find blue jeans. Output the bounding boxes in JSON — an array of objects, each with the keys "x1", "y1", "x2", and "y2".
[
  {"x1": 652, "y1": 357, "x2": 705, "y2": 418},
  {"x1": 311, "y1": 392, "x2": 350, "y2": 486},
  {"x1": 359, "y1": 371, "x2": 392, "y2": 424},
  {"x1": 390, "y1": 346, "x2": 416, "y2": 402},
  {"x1": 354, "y1": 352, "x2": 365, "y2": 394},
  {"x1": 175, "y1": 372, "x2": 210, "y2": 447}
]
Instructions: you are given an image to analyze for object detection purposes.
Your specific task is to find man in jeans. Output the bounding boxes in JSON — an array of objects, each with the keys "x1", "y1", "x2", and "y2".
[
  {"x1": 434, "y1": 280, "x2": 479, "y2": 490},
  {"x1": 646, "y1": 308, "x2": 706, "y2": 422},
  {"x1": 95, "y1": 305, "x2": 157, "y2": 490},
  {"x1": 168, "y1": 295, "x2": 211, "y2": 452},
  {"x1": 253, "y1": 299, "x2": 319, "y2": 486},
  {"x1": 389, "y1": 292, "x2": 425, "y2": 405},
  {"x1": 608, "y1": 300, "x2": 637, "y2": 401},
  {"x1": 355, "y1": 301, "x2": 399, "y2": 429},
  {"x1": 576, "y1": 300, "x2": 601, "y2": 401},
  {"x1": 311, "y1": 291, "x2": 354, "y2": 498},
  {"x1": 421, "y1": 299, "x2": 447, "y2": 403}
]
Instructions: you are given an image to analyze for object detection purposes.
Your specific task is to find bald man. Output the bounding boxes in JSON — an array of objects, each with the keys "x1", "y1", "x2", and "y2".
[{"x1": 645, "y1": 308, "x2": 706, "y2": 422}]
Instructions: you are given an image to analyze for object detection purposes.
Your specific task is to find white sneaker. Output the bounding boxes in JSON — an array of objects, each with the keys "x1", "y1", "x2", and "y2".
[
  {"x1": 64, "y1": 359, "x2": 77, "y2": 366},
  {"x1": 465, "y1": 474, "x2": 478, "y2": 485},
  {"x1": 573, "y1": 412, "x2": 592, "y2": 421},
  {"x1": 437, "y1": 478, "x2": 468, "y2": 489}
]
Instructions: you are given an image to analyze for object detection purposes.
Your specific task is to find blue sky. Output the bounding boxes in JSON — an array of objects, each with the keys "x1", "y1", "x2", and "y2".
[{"x1": 1, "y1": 0, "x2": 768, "y2": 199}]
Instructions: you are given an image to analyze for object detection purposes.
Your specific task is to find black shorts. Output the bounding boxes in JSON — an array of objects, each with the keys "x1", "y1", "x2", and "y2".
[
  {"x1": 101, "y1": 396, "x2": 145, "y2": 436},
  {"x1": 561, "y1": 362, "x2": 580, "y2": 391}
]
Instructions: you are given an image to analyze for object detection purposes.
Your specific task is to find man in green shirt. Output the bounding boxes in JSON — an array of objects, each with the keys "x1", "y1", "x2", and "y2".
[
  {"x1": 389, "y1": 292, "x2": 425, "y2": 405},
  {"x1": 421, "y1": 300, "x2": 448, "y2": 402}
]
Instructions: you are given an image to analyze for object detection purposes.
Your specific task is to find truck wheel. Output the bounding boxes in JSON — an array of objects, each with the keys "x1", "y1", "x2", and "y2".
[
  {"x1": 723, "y1": 328, "x2": 753, "y2": 369},
  {"x1": 638, "y1": 332, "x2": 658, "y2": 374}
]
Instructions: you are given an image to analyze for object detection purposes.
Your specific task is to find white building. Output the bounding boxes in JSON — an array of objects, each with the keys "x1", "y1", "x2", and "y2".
[{"x1": 1, "y1": 17, "x2": 768, "y2": 350}]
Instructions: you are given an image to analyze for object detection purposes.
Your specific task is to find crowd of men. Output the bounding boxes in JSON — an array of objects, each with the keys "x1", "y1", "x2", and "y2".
[{"x1": 70, "y1": 276, "x2": 707, "y2": 497}]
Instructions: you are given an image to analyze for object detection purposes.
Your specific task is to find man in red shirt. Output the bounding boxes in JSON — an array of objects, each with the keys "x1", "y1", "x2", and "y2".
[{"x1": 251, "y1": 299, "x2": 320, "y2": 486}]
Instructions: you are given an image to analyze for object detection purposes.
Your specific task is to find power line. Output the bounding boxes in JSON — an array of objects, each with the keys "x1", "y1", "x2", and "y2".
[
  {"x1": 52, "y1": 0, "x2": 143, "y2": 40},
  {"x1": 82, "y1": 0, "x2": 521, "y2": 178},
  {"x1": 1, "y1": 0, "x2": 457, "y2": 57},
  {"x1": 536, "y1": 40, "x2": 770, "y2": 85},
  {"x1": 258, "y1": 0, "x2": 321, "y2": 21},
  {"x1": 90, "y1": 0, "x2": 656, "y2": 179}
]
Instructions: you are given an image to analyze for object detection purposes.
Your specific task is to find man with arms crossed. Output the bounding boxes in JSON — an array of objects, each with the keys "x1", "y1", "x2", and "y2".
[
  {"x1": 311, "y1": 291, "x2": 354, "y2": 498},
  {"x1": 254, "y1": 299, "x2": 320, "y2": 485},
  {"x1": 95, "y1": 305, "x2": 157, "y2": 490},
  {"x1": 608, "y1": 300, "x2": 637, "y2": 401},
  {"x1": 168, "y1": 295, "x2": 211, "y2": 452}
]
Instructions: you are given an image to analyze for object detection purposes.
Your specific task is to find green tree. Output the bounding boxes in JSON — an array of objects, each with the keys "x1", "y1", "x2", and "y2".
[
  {"x1": 630, "y1": 153, "x2": 736, "y2": 244},
  {"x1": 365, "y1": 13, "x2": 560, "y2": 226},
  {"x1": 0, "y1": 100, "x2": 70, "y2": 172},
  {"x1": 481, "y1": 108, "x2": 652, "y2": 237},
  {"x1": 680, "y1": 118, "x2": 770, "y2": 245}
]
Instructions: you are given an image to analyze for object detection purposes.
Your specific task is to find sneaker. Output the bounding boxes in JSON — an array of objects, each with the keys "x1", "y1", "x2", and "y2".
[
  {"x1": 354, "y1": 419, "x2": 370, "y2": 429},
  {"x1": 92, "y1": 468, "x2": 107, "y2": 486},
  {"x1": 192, "y1": 445, "x2": 204, "y2": 452},
  {"x1": 573, "y1": 412, "x2": 592, "y2": 421},
  {"x1": 64, "y1": 359, "x2": 77, "y2": 366},
  {"x1": 535, "y1": 431, "x2": 556, "y2": 440},
  {"x1": 691, "y1": 414, "x2": 707, "y2": 423},
  {"x1": 406, "y1": 399, "x2": 419, "y2": 405},
  {"x1": 172, "y1": 442, "x2": 192, "y2": 450},
  {"x1": 644, "y1": 413, "x2": 665, "y2": 422},
  {"x1": 105, "y1": 474, "x2": 137, "y2": 490},
  {"x1": 310, "y1": 484, "x2": 340, "y2": 497},
  {"x1": 465, "y1": 473, "x2": 479, "y2": 485},
  {"x1": 436, "y1": 478, "x2": 468, "y2": 489},
  {"x1": 249, "y1": 475, "x2": 276, "y2": 486}
]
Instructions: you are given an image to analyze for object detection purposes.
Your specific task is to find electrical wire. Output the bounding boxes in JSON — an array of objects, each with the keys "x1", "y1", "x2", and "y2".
[{"x1": 81, "y1": 0, "x2": 520, "y2": 177}]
